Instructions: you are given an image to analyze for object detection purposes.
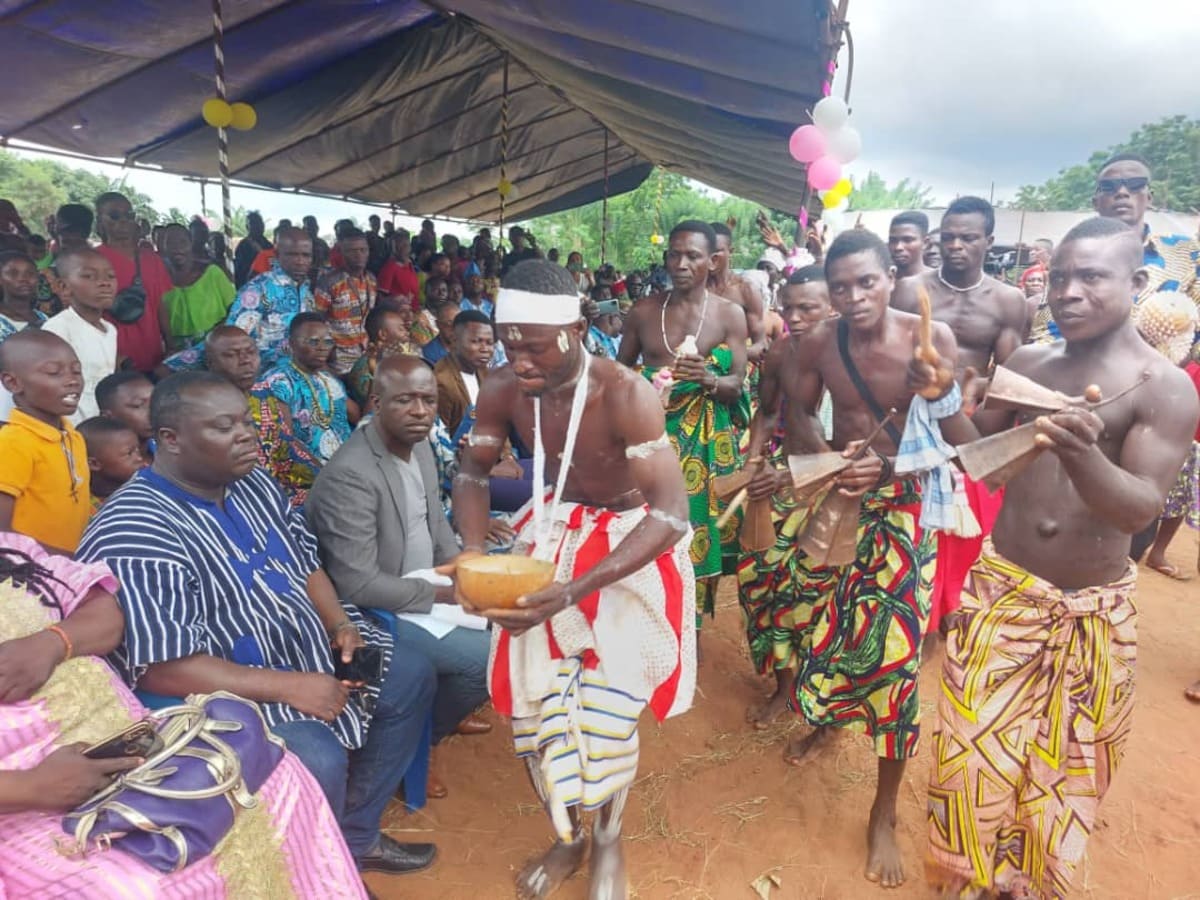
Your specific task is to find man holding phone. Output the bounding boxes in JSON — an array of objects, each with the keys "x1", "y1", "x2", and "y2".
[{"x1": 585, "y1": 284, "x2": 622, "y2": 359}]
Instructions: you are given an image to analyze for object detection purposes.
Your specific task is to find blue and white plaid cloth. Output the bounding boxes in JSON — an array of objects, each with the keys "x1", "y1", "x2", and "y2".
[{"x1": 894, "y1": 383, "x2": 979, "y2": 535}]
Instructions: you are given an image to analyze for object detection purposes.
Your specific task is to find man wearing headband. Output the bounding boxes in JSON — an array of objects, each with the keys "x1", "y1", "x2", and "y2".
[
  {"x1": 447, "y1": 260, "x2": 696, "y2": 900},
  {"x1": 619, "y1": 220, "x2": 749, "y2": 650}
]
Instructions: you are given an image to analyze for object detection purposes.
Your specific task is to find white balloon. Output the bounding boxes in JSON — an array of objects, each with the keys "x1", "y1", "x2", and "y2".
[
  {"x1": 822, "y1": 205, "x2": 847, "y2": 235},
  {"x1": 826, "y1": 125, "x2": 862, "y2": 164},
  {"x1": 812, "y1": 96, "x2": 849, "y2": 133}
]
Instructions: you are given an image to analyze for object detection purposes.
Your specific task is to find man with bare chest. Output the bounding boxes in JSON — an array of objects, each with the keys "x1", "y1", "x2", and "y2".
[
  {"x1": 619, "y1": 220, "x2": 748, "y2": 635},
  {"x1": 708, "y1": 221, "x2": 766, "y2": 361},
  {"x1": 892, "y1": 197, "x2": 1027, "y2": 379},
  {"x1": 916, "y1": 218, "x2": 1199, "y2": 899},
  {"x1": 892, "y1": 197, "x2": 1028, "y2": 633},
  {"x1": 449, "y1": 260, "x2": 696, "y2": 900},
  {"x1": 888, "y1": 211, "x2": 932, "y2": 281},
  {"x1": 738, "y1": 267, "x2": 836, "y2": 730},
  {"x1": 758, "y1": 230, "x2": 959, "y2": 889}
]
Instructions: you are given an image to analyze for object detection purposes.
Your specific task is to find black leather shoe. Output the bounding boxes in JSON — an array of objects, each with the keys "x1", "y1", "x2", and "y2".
[{"x1": 358, "y1": 835, "x2": 437, "y2": 875}]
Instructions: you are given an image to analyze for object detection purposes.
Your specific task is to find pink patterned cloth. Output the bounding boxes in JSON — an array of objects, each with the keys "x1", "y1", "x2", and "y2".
[{"x1": 0, "y1": 533, "x2": 365, "y2": 899}]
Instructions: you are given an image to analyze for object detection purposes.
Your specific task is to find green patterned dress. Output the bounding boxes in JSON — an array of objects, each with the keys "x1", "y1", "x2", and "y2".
[{"x1": 642, "y1": 344, "x2": 750, "y2": 620}]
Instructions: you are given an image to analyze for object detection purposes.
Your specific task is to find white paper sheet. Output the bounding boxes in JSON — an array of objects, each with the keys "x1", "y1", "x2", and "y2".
[{"x1": 394, "y1": 569, "x2": 489, "y2": 638}]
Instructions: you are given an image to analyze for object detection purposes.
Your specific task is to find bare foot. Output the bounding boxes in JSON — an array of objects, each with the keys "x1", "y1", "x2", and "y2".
[
  {"x1": 864, "y1": 805, "x2": 904, "y2": 888},
  {"x1": 516, "y1": 839, "x2": 588, "y2": 899},
  {"x1": 1185, "y1": 680, "x2": 1200, "y2": 704},
  {"x1": 1146, "y1": 558, "x2": 1192, "y2": 581},
  {"x1": 587, "y1": 836, "x2": 626, "y2": 900},
  {"x1": 783, "y1": 726, "x2": 831, "y2": 767},
  {"x1": 747, "y1": 691, "x2": 790, "y2": 730}
]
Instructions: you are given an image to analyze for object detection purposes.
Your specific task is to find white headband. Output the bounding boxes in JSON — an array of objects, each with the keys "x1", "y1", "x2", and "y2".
[{"x1": 494, "y1": 288, "x2": 583, "y2": 326}]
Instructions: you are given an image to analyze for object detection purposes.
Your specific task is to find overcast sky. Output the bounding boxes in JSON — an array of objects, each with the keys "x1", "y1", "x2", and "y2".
[
  {"x1": 14, "y1": 0, "x2": 1200, "y2": 226},
  {"x1": 845, "y1": 0, "x2": 1200, "y2": 204}
]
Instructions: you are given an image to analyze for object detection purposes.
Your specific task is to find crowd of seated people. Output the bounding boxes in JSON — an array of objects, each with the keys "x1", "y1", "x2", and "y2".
[{"x1": 0, "y1": 193, "x2": 642, "y2": 894}]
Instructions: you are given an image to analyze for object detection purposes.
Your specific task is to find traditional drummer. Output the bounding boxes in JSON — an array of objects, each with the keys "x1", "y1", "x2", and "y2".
[{"x1": 448, "y1": 260, "x2": 696, "y2": 900}]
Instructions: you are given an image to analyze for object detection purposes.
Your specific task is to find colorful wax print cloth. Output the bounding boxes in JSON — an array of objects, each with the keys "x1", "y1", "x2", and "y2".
[
  {"x1": 790, "y1": 477, "x2": 934, "y2": 760},
  {"x1": 927, "y1": 539, "x2": 1137, "y2": 900},
  {"x1": 225, "y1": 261, "x2": 314, "y2": 372},
  {"x1": 313, "y1": 269, "x2": 376, "y2": 375},
  {"x1": 248, "y1": 391, "x2": 323, "y2": 507},
  {"x1": 736, "y1": 450, "x2": 803, "y2": 676},
  {"x1": 256, "y1": 362, "x2": 351, "y2": 464},
  {"x1": 1161, "y1": 440, "x2": 1200, "y2": 527},
  {"x1": 641, "y1": 344, "x2": 749, "y2": 606}
]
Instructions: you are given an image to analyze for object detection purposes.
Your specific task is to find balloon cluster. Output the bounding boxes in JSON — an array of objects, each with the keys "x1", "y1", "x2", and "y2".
[
  {"x1": 201, "y1": 99, "x2": 257, "y2": 131},
  {"x1": 788, "y1": 96, "x2": 861, "y2": 215}
]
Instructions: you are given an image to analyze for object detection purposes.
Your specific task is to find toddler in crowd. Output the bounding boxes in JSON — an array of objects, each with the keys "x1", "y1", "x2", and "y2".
[
  {"x1": 78, "y1": 415, "x2": 147, "y2": 513},
  {"x1": 96, "y1": 370, "x2": 155, "y2": 459}
]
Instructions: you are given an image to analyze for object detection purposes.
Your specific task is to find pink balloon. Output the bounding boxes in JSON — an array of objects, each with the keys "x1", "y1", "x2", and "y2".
[
  {"x1": 788, "y1": 125, "x2": 826, "y2": 164},
  {"x1": 807, "y1": 155, "x2": 842, "y2": 191}
]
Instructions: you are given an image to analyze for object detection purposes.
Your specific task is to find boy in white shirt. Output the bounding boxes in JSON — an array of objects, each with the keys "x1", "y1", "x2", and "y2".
[{"x1": 42, "y1": 247, "x2": 118, "y2": 422}]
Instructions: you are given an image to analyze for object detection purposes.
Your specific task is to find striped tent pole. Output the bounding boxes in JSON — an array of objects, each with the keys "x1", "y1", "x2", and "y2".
[
  {"x1": 498, "y1": 53, "x2": 510, "y2": 244},
  {"x1": 211, "y1": 0, "x2": 233, "y2": 273},
  {"x1": 600, "y1": 127, "x2": 610, "y2": 264}
]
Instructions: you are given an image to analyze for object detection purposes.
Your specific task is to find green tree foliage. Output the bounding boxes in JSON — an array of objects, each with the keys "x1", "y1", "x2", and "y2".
[
  {"x1": 1013, "y1": 116, "x2": 1200, "y2": 211},
  {"x1": 845, "y1": 171, "x2": 935, "y2": 210},
  {"x1": 522, "y1": 170, "x2": 796, "y2": 271},
  {"x1": 0, "y1": 150, "x2": 162, "y2": 235}
]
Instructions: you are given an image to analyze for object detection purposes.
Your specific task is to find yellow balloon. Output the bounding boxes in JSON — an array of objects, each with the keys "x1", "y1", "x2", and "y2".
[
  {"x1": 650, "y1": 233, "x2": 664, "y2": 245},
  {"x1": 823, "y1": 184, "x2": 850, "y2": 205},
  {"x1": 229, "y1": 102, "x2": 257, "y2": 131},
  {"x1": 497, "y1": 178, "x2": 513, "y2": 198},
  {"x1": 832, "y1": 177, "x2": 853, "y2": 196},
  {"x1": 202, "y1": 98, "x2": 233, "y2": 129}
]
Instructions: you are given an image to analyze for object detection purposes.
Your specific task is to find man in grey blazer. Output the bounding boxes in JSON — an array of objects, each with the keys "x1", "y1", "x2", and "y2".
[{"x1": 307, "y1": 355, "x2": 491, "y2": 772}]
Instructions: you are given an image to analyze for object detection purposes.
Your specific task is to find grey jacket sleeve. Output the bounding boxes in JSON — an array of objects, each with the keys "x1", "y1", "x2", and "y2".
[{"x1": 306, "y1": 464, "x2": 436, "y2": 614}]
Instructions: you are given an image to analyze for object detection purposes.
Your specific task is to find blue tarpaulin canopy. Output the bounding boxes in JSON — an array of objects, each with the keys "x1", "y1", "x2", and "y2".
[{"x1": 0, "y1": 1, "x2": 835, "y2": 220}]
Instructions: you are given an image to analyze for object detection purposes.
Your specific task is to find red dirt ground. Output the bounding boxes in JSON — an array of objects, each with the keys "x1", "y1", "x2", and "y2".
[{"x1": 371, "y1": 538, "x2": 1200, "y2": 899}]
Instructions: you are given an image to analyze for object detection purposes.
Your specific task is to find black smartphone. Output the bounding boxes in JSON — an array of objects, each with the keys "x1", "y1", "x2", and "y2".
[
  {"x1": 334, "y1": 646, "x2": 384, "y2": 685},
  {"x1": 83, "y1": 720, "x2": 162, "y2": 760}
]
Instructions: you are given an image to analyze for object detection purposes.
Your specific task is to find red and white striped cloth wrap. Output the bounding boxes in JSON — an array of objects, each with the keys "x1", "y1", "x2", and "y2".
[
  {"x1": 490, "y1": 499, "x2": 696, "y2": 724},
  {"x1": 491, "y1": 499, "x2": 695, "y2": 838}
]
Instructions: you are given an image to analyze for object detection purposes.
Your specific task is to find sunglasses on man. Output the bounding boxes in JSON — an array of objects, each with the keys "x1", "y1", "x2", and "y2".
[{"x1": 1095, "y1": 177, "x2": 1149, "y2": 195}]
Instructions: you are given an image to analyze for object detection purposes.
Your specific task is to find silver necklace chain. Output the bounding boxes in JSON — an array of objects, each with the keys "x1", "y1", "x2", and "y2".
[
  {"x1": 937, "y1": 268, "x2": 986, "y2": 293},
  {"x1": 660, "y1": 289, "x2": 710, "y2": 356}
]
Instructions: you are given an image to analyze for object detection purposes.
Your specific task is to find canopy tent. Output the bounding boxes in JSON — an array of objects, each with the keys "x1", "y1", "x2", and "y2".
[{"x1": 0, "y1": 0, "x2": 838, "y2": 222}]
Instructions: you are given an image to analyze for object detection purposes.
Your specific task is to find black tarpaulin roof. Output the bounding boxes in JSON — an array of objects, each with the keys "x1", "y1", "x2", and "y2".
[{"x1": 0, "y1": 0, "x2": 834, "y2": 220}]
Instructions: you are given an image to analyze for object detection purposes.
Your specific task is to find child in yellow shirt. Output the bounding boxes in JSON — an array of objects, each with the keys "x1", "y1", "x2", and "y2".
[{"x1": 0, "y1": 330, "x2": 90, "y2": 553}]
